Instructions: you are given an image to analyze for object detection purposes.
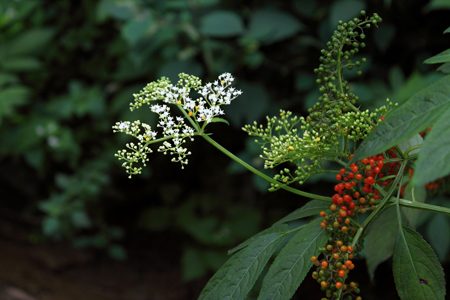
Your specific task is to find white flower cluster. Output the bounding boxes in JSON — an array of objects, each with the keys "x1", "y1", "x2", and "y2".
[
  {"x1": 112, "y1": 120, "x2": 158, "y2": 177},
  {"x1": 113, "y1": 73, "x2": 242, "y2": 177}
]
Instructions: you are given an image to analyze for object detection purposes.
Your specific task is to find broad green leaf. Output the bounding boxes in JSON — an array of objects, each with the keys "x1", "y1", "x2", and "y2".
[
  {"x1": 426, "y1": 214, "x2": 450, "y2": 262},
  {"x1": 228, "y1": 223, "x2": 287, "y2": 255},
  {"x1": 0, "y1": 86, "x2": 30, "y2": 123},
  {"x1": 5, "y1": 27, "x2": 55, "y2": 56},
  {"x1": 424, "y1": 49, "x2": 450, "y2": 64},
  {"x1": 247, "y1": 9, "x2": 303, "y2": 44},
  {"x1": 210, "y1": 117, "x2": 230, "y2": 126},
  {"x1": 257, "y1": 218, "x2": 330, "y2": 300},
  {"x1": 199, "y1": 11, "x2": 244, "y2": 38},
  {"x1": 424, "y1": 0, "x2": 450, "y2": 12},
  {"x1": 121, "y1": 18, "x2": 154, "y2": 45},
  {"x1": 437, "y1": 62, "x2": 450, "y2": 73},
  {"x1": 393, "y1": 226, "x2": 446, "y2": 300},
  {"x1": 0, "y1": 72, "x2": 19, "y2": 86},
  {"x1": 351, "y1": 75, "x2": 450, "y2": 163},
  {"x1": 401, "y1": 184, "x2": 426, "y2": 228},
  {"x1": 273, "y1": 200, "x2": 330, "y2": 225},
  {"x1": 397, "y1": 134, "x2": 423, "y2": 157},
  {"x1": 199, "y1": 247, "x2": 242, "y2": 300},
  {"x1": 365, "y1": 206, "x2": 398, "y2": 280},
  {"x1": 0, "y1": 56, "x2": 42, "y2": 72},
  {"x1": 445, "y1": 27, "x2": 450, "y2": 34},
  {"x1": 411, "y1": 106, "x2": 450, "y2": 186},
  {"x1": 216, "y1": 233, "x2": 285, "y2": 300}
]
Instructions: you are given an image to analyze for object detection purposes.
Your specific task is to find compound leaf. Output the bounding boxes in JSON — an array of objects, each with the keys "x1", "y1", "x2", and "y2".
[
  {"x1": 365, "y1": 206, "x2": 398, "y2": 280},
  {"x1": 217, "y1": 233, "x2": 285, "y2": 300},
  {"x1": 351, "y1": 75, "x2": 450, "y2": 163},
  {"x1": 411, "y1": 106, "x2": 450, "y2": 186},
  {"x1": 257, "y1": 218, "x2": 330, "y2": 300},
  {"x1": 393, "y1": 226, "x2": 446, "y2": 300},
  {"x1": 424, "y1": 49, "x2": 450, "y2": 64},
  {"x1": 228, "y1": 223, "x2": 287, "y2": 255}
]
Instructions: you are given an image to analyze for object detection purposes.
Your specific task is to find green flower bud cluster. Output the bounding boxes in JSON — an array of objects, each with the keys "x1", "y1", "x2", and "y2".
[
  {"x1": 243, "y1": 110, "x2": 332, "y2": 189},
  {"x1": 243, "y1": 12, "x2": 393, "y2": 189},
  {"x1": 308, "y1": 12, "x2": 383, "y2": 146}
]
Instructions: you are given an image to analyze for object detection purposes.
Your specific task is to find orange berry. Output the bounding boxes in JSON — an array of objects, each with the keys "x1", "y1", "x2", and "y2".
[
  {"x1": 348, "y1": 263, "x2": 355, "y2": 270},
  {"x1": 345, "y1": 260, "x2": 352, "y2": 266},
  {"x1": 348, "y1": 245, "x2": 354, "y2": 252},
  {"x1": 321, "y1": 281, "x2": 328, "y2": 288},
  {"x1": 311, "y1": 256, "x2": 317, "y2": 262},
  {"x1": 341, "y1": 265, "x2": 348, "y2": 271},
  {"x1": 333, "y1": 253, "x2": 340, "y2": 260},
  {"x1": 336, "y1": 240, "x2": 343, "y2": 247},
  {"x1": 321, "y1": 261, "x2": 328, "y2": 268},
  {"x1": 320, "y1": 222, "x2": 327, "y2": 229},
  {"x1": 336, "y1": 282, "x2": 343, "y2": 289},
  {"x1": 320, "y1": 211, "x2": 327, "y2": 217},
  {"x1": 340, "y1": 245, "x2": 348, "y2": 252},
  {"x1": 330, "y1": 204, "x2": 337, "y2": 211},
  {"x1": 338, "y1": 270, "x2": 346, "y2": 277},
  {"x1": 341, "y1": 226, "x2": 348, "y2": 233}
]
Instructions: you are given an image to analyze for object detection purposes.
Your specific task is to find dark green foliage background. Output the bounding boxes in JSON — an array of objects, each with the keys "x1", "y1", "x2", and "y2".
[{"x1": 0, "y1": 0, "x2": 449, "y2": 291}]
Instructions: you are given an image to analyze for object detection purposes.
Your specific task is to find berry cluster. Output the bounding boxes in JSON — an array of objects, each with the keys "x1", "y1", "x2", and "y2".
[{"x1": 312, "y1": 151, "x2": 405, "y2": 299}]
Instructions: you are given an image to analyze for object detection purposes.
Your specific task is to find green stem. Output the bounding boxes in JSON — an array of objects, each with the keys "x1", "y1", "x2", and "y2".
[
  {"x1": 359, "y1": 160, "x2": 407, "y2": 231},
  {"x1": 201, "y1": 134, "x2": 331, "y2": 202}
]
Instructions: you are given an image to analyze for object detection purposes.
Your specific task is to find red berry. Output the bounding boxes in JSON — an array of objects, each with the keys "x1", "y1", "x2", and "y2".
[
  {"x1": 351, "y1": 165, "x2": 358, "y2": 173},
  {"x1": 336, "y1": 174, "x2": 342, "y2": 181},
  {"x1": 339, "y1": 270, "x2": 346, "y2": 277},
  {"x1": 340, "y1": 168, "x2": 346, "y2": 174},
  {"x1": 355, "y1": 174, "x2": 363, "y2": 180}
]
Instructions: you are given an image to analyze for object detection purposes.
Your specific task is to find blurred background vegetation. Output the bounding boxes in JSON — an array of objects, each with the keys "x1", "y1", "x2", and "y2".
[{"x1": 0, "y1": 0, "x2": 449, "y2": 298}]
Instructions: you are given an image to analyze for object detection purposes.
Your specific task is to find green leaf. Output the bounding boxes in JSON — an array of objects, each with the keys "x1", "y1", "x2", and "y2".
[
  {"x1": 247, "y1": 9, "x2": 303, "y2": 44},
  {"x1": 424, "y1": 49, "x2": 450, "y2": 64},
  {"x1": 424, "y1": 0, "x2": 450, "y2": 12},
  {"x1": 257, "y1": 218, "x2": 330, "y2": 300},
  {"x1": 445, "y1": 27, "x2": 450, "y2": 34},
  {"x1": 198, "y1": 247, "x2": 242, "y2": 300},
  {"x1": 411, "y1": 106, "x2": 450, "y2": 186},
  {"x1": 401, "y1": 184, "x2": 427, "y2": 228},
  {"x1": 393, "y1": 226, "x2": 446, "y2": 300},
  {"x1": 0, "y1": 72, "x2": 19, "y2": 86},
  {"x1": 4, "y1": 27, "x2": 56, "y2": 56},
  {"x1": 0, "y1": 56, "x2": 42, "y2": 72},
  {"x1": 273, "y1": 200, "x2": 330, "y2": 225},
  {"x1": 121, "y1": 18, "x2": 154, "y2": 46},
  {"x1": 426, "y1": 214, "x2": 450, "y2": 262},
  {"x1": 0, "y1": 85, "x2": 30, "y2": 123},
  {"x1": 228, "y1": 223, "x2": 287, "y2": 255},
  {"x1": 199, "y1": 232, "x2": 284, "y2": 300},
  {"x1": 365, "y1": 206, "x2": 398, "y2": 280},
  {"x1": 437, "y1": 62, "x2": 450, "y2": 74},
  {"x1": 351, "y1": 75, "x2": 450, "y2": 163},
  {"x1": 210, "y1": 117, "x2": 230, "y2": 126},
  {"x1": 199, "y1": 10, "x2": 244, "y2": 38},
  {"x1": 397, "y1": 134, "x2": 423, "y2": 157}
]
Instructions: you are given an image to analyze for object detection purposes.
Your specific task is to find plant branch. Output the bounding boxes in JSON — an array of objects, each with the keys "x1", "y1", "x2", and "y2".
[{"x1": 201, "y1": 134, "x2": 331, "y2": 202}]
